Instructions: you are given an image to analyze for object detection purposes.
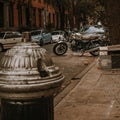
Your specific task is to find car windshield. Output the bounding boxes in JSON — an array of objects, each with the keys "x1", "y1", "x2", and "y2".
[
  {"x1": 0, "y1": 32, "x2": 5, "y2": 39},
  {"x1": 31, "y1": 30, "x2": 41, "y2": 36},
  {"x1": 52, "y1": 31, "x2": 64, "y2": 35},
  {"x1": 51, "y1": 32, "x2": 60, "y2": 35}
]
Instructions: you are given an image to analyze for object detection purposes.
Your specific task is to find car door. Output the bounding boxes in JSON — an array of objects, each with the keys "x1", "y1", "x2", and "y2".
[
  {"x1": 31, "y1": 30, "x2": 42, "y2": 42},
  {"x1": 3, "y1": 32, "x2": 22, "y2": 49},
  {"x1": 51, "y1": 31, "x2": 61, "y2": 42},
  {"x1": 42, "y1": 30, "x2": 51, "y2": 43},
  {"x1": 13, "y1": 32, "x2": 22, "y2": 43},
  {"x1": 57, "y1": 31, "x2": 65, "y2": 41},
  {"x1": 3, "y1": 32, "x2": 15, "y2": 49}
]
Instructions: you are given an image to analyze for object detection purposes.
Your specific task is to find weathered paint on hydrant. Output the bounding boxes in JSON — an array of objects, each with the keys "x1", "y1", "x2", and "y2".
[{"x1": 0, "y1": 32, "x2": 64, "y2": 120}]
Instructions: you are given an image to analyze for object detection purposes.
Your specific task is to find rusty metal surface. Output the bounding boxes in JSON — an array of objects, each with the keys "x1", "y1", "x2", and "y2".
[{"x1": 0, "y1": 42, "x2": 64, "y2": 100}]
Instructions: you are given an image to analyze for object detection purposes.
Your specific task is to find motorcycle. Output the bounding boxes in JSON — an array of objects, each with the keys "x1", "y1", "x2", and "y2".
[{"x1": 53, "y1": 33, "x2": 109, "y2": 56}]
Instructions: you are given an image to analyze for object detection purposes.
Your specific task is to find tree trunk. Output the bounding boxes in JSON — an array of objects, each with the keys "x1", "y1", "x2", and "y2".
[{"x1": 103, "y1": 0, "x2": 120, "y2": 45}]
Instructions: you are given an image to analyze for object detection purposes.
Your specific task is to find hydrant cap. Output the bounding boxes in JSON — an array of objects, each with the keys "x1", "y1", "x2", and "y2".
[{"x1": 0, "y1": 42, "x2": 64, "y2": 100}]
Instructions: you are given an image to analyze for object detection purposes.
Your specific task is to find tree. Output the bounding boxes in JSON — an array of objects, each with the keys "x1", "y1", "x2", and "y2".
[
  {"x1": 52, "y1": 0, "x2": 106, "y2": 30},
  {"x1": 74, "y1": 0, "x2": 105, "y2": 28},
  {"x1": 99, "y1": 0, "x2": 120, "y2": 45},
  {"x1": 52, "y1": 0, "x2": 72, "y2": 30},
  {"x1": 59, "y1": 0, "x2": 104, "y2": 29}
]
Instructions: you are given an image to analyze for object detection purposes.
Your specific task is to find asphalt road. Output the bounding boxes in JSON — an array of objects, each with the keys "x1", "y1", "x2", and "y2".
[{"x1": 43, "y1": 43, "x2": 96, "y2": 101}]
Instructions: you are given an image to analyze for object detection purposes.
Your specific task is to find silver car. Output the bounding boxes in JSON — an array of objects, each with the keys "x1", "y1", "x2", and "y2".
[
  {"x1": 51, "y1": 30, "x2": 66, "y2": 42},
  {"x1": 0, "y1": 31, "x2": 22, "y2": 52},
  {"x1": 31, "y1": 29, "x2": 52, "y2": 46}
]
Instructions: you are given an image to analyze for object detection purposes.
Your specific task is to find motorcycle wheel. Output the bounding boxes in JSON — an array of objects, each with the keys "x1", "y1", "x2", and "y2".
[
  {"x1": 89, "y1": 42, "x2": 100, "y2": 56},
  {"x1": 53, "y1": 42, "x2": 68, "y2": 56}
]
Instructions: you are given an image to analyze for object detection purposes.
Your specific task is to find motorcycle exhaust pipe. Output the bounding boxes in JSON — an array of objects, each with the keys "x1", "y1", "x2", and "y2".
[{"x1": 85, "y1": 47, "x2": 99, "y2": 53}]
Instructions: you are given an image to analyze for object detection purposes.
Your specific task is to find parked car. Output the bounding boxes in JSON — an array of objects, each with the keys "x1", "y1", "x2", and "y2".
[
  {"x1": 0, "y1": 31, "x2": 22, "y2": 52},
  {"x1": 51, "y1": 30, "x2": 66, "y2": 42},
  {"x1": 31, "y1": 29, "x2": 52, "y2": 46}
]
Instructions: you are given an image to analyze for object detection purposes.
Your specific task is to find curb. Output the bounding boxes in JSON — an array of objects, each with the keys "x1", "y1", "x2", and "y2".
[
  {"x1": 54, "y1": 58, "x2": 97, "y2": 107},
  {"x1": 72, "y1": 58, "x2": 97, "y2": 80}
]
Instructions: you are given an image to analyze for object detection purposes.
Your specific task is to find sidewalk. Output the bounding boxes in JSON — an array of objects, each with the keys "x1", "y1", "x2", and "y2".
[{"x1": 54, "y1": 59, "x2": 120, "y2": 120}]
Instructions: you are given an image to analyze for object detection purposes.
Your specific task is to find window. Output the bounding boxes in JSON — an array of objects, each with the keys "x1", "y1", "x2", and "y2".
[
  {"x1": 38, "y1": 9, "x2": 42, "y2": 27},
  {"x1": 32, "y1": 8, "x2": 36, "y2": 27},
  {"x1": 38, "y1": 0, "x2": 41, "y2": 2},
  {"x1": 18, "y1": 6, "x2": 22, "y2": 27},
  {"x1": 4, "y1": 33, "x2": 14, "y2": 39},
  {"x1": 9, "y1": 4, "x2": 14, "y2": 27},
  {"x1": 13, "y1": 32, "x2": 22, "y2": 38},
  {"x1": 31, "y1": 30, "x2": 41, "y2": 36}
]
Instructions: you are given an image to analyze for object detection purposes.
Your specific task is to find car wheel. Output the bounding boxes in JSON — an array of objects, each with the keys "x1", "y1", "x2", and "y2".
[
  {"x1": 0, "y1": 44, "x2": 3, "y2": 52},
  {"x1": 39, "y1": 39, "x2": 44, "y2": 46}
]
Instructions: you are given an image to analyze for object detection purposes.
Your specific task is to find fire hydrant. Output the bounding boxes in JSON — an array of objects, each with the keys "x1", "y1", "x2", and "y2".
[{"x1": 0, "y1": 32, "x2": 64, "y2": 120}]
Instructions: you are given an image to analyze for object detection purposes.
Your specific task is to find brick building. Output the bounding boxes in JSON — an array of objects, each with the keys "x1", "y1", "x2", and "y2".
[{"x1": 0, "y1": 0, "x2": 68, "y2": 31}]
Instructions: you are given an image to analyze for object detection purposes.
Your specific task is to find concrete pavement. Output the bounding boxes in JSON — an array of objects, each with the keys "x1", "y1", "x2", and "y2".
[{"x1": 54, "y1": 59, "x2": 120, "y2": 120}]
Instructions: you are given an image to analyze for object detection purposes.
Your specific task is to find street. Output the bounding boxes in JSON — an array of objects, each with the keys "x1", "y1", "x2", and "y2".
[
  {"x1": 0, "y1": 43, "x2": 96, "y2": 105},
  {"x1": 0, "y1": 43, "x2": 95, "y2": 93},
  {"x1": 43, "y1": 43, "x2": 96, "y2": 101}
]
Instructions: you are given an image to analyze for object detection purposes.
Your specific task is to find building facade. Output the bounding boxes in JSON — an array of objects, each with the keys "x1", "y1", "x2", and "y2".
[{"x1": 0, "y1": 0, "x2": 69, "y2": 31}]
